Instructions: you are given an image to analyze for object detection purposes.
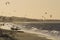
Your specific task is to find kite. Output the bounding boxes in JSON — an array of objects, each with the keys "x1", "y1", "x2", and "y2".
[
  {"x1": 42, "y1": 16, "x2": 46, "y2": 19},
  {"x1": 5, "y1": 1, "x2": 10, "y2": 5},
  {"x1": 50, "y1": 15, "x2": 52, "y2": 18},
  {"x1": 45, "y1": 12, "x2": 48, "y2": 14}
]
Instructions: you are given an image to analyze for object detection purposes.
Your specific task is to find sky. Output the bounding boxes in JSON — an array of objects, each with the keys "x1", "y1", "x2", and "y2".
[{"x1": 0, "y1": 0, "x2": 60, "y2": 19}]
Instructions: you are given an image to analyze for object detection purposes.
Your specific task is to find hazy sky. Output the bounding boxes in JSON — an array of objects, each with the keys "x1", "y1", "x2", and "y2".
[{"x1": 0, "y1": 0, "x2": 60, "y2": 19}]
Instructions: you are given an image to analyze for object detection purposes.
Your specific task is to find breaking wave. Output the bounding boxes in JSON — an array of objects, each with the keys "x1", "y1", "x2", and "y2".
[{"x1": 0, "y1": 22, "x2": 60, "y2": 40}]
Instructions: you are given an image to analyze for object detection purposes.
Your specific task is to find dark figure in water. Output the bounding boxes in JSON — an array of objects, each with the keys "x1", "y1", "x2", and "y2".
[
  {"x1": 10, "y1": 25, "x2": 21, "y2": 34},
  {"x1": 11, "y1": 26, "x2": 20, "y2": 31},
  {"x1": 11, "y1": 25, "x2": 24, "y2": 33}
]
